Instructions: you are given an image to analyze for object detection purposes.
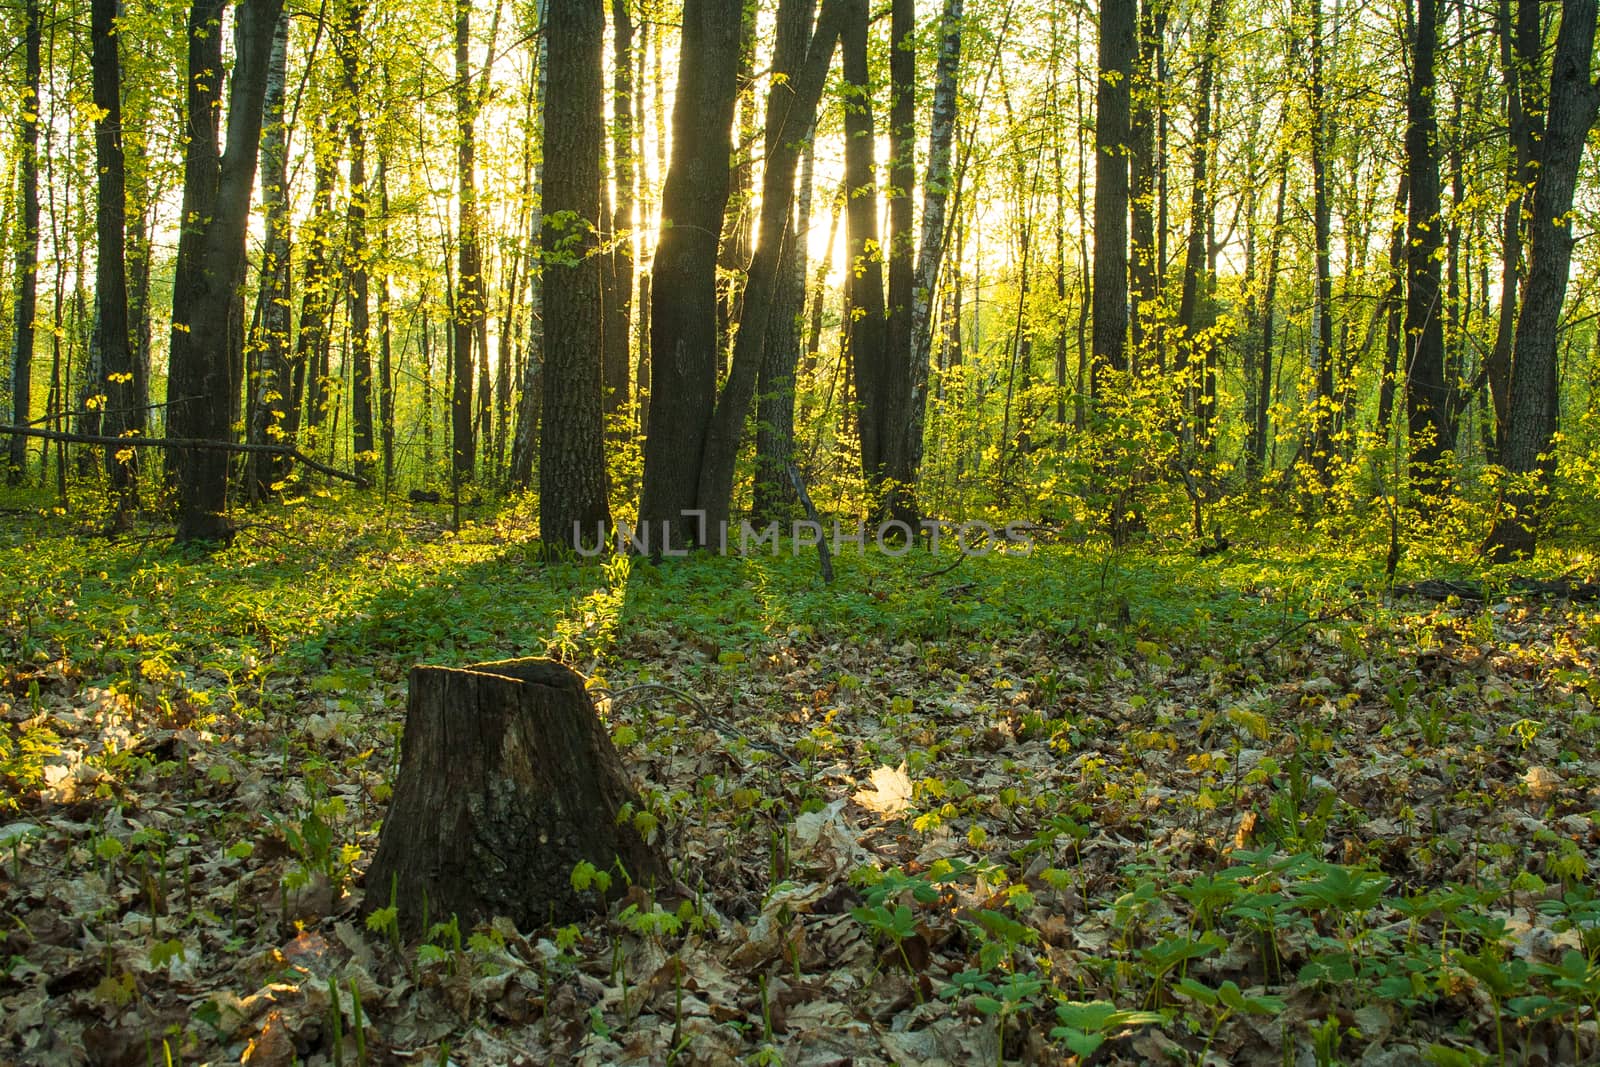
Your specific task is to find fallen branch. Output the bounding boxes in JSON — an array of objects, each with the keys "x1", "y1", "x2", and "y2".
[
  {"x1": 0, "y1": 425, "x2": 368, "y2": 487},
  {"x1": 787, "y1": 463, "x2": 834, "y2": 584}
]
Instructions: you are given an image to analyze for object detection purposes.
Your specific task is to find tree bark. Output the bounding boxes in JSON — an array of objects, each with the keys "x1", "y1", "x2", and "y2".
[
  {"x1": 91, "y1": 0, "x2": 138, "y2": 504},
  {"x1": 905, "y1": 0, "x2": 962, "y2": 479},
  {"x1": 1376, "y1": 169, "x2": 1409, "y2": 438},
  {"x1": 1404, "y1": 0, "x2": 1449, "y2": 497},
  {"x1": 542, "y1": 0, "x2": 613, "y2": 551},
  {"x1": 1485, "y1": 0, "x2": 1540, "y2": 462},
  {"x1": 1488, "y1": 0, "x2": 1598, "y2": 560},
  {"x1": 696, "y1": 0, "x2": 841, "y2": 535},
  {"x1": 1176, "y1": 0, "x2": 1225, "y2": 442},
  {"x1": 842, "y1": 0, "x2": 890, "y2": 496},
  {"x1": 452, "y1": 0, "x2": 484, "y2": 487},
  {"x1": 601, "y1": 0, "x2": 636, "y2": 418},
  {"x1": 247, "y1": 11, "x2": 291, "y2": 500},
  {"x1": 166, "y1": 0, "x2": 286, "y2": 543},
  {"x1": 1092, "y1": 0, "x2": 1136, "y2": 387},
  {"x1": 340, "y1": 0, "x2": 375, "y2": 482},
  {"x1": 1128, "y1": 0, "x2": 1159, "y2": 365},
  {"x1": 6, "y1": 0, "x2": 41, "y2": 481},
  {"x1": 1307, "y1": 0, "x2": 1335, "y2": 483},
  {"x1": 295, "y1": 132, "x2": 338, "y2": 450},
  {"x1": 363, "y1": 659, "x2": 669, "y2": 936},
  {"x1": 637, "y1": 0, "x2": 743, "y2": 548},
  {"x1": 877, "y1": 0, "x2": 916, "y2": 524}
]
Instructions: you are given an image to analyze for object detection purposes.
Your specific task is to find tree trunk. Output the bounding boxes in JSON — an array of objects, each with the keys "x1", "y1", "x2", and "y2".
[
  {"x1": 601, "y1": 0, "x2": 636, "y2": 418},
  {"x1": 842, "y1": 0, "x2": 889, "y2": 496},
  {"x1": 509, "y1": 0, "x2": 547, "y2": 491},
  {"x1": 248, "y1": 11, "x2": 291, "y2": 500},
  {"x1": 637, "y1": 0, "x2": 742, "y2": 547},
  {"x1": 452, "y1": 0, "x2": 484, "y2": 487},
  {"x1": 1092, "y1": 0, "x2": 1135, "y2": 387},
  {"x1": 91, "y1": 0, "x2": 138, "y2": 505},
  {"x1": 377, "y1": 154, "x2": 396, "y2": 489},
  {"x1": 1252, "y1": 151, "x2": 1287, "y2": 473},
  {"x1": 6, "y1": 0, "x2": 41, "y2": 481},
  {"x1": 1376, "y1": 169, "x2": 1409, "y2": 438},
  {"x1": 166, "y1": 0, "x2": 286, "y2": 543},
  {"x1": 752, "y1": 187, "x2": 806, "y2": 523},
  {"x1": 1488, "y1": 0, "x2": 1598, "y2": 560},
  {"x1": 696, "y1": 0, "x2": 841, "y2": 535},
  {"x1": 1485, "y1": 0, "x2": 1540, "y2": 462},
  {"x1": 1307, "y1": 0, "x2": 1335, "y2": 483},
  {"x1": 363, "y1": 659, "x2": 669, "y2": 937},
  {"x1": 1176, "y1": 0, "x2": 1225, "y2": 442},
  {"x1": 717, "y1": 1, "x2": 759, "y2": 376},
  {"x1": 1128, "y1": 0, "x2": 1159, "y2": 364},
  {"x1": 1404, "y1": 0, "x2": 1449, "y2": 497},
  {"x1": 906, "y1": 0, "x2": 962, "y2": 473},
  {"x1": 340, "y1": 0, "x2": 375, "y2": 482},
  {"x1": 542, "y1": 0, "x2": 613, "y2": 551},
  {"x1": 295, "y1": 133, "x2": 338, "y2": 451},
  {"x1": 877, "y1": 0, "x2": 916, "y2": 524}
]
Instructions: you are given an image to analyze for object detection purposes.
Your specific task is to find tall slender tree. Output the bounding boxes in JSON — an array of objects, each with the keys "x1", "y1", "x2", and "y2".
[
  {"x1": 90, "y1": 0, "x2": 137, "y2": 508},
  {"x1": 600, "y1": 0, "x2": 636, "y2": 418},
  {"x1": 1092, "y1": 0, "x2": 1136, "y2": 386},
  {"x1": 1405, "y1": 0, "x2": 1449, "y2": 497},
  {"x1": 637, "y1": 0, "x2": 742, "y2": 546},
  {"x1": 841, "y1": 0, "x2": 889, "y2": 495},
  {"x1": 339, "y1": 0, "x2": 375, "y2": 480},
  {"x1": 903, "y1": 0, "x2": 963, "y2": 493},
  {"x1": 452, "y1": 0, "x2": 485, "y2": 486},
  {"x1": 165, "y1": 0, "x2": 286, "y2": 542},
  {"x1": 6, "y1": 0, "x2": 41, "y2": 481},
  {"x1": 1488, "y1": 0, "x2": 1599, "y2": 559},
  {"x1": 541, "y1": 0, "x2": 612, "y2": 548},
  {"x1": 246, "y1": 11, "x2": 291, "y2": 500},
  {"x1": 696, "y1": 0, "x2": 841, "y2": 534}
]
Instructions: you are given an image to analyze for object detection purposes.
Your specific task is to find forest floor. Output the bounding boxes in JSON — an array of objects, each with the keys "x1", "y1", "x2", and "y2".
[{"x1": 2, "y1": 491, "x2": 1598, "y2": 1066}]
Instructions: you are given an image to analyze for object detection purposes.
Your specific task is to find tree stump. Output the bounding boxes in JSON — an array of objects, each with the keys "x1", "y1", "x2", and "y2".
[{"x1": 363, "y1": 658, "x2": 668, "y2": 935}]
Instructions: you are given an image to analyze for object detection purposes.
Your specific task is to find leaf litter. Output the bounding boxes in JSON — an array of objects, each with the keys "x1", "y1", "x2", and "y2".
[{"x1": 1, "y1": 505, "x2": 1598, "y2": 1064}]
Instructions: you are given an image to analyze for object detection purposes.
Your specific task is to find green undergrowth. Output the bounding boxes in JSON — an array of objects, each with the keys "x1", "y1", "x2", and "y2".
[{"x1": 2, "y1": 489, "x2": 1597, "y2": 1064}]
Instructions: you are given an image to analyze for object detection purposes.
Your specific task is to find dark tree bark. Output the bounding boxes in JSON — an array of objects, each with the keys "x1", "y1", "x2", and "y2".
[
  {"x1": 363, "y1": 659, "x2": 669, "y2": 937},
  {"x1": 377, "y1": 155, "x2": 395, "y2": 487},
  {"x1": 637, "y1": 0, "x2": 742, "y2": 546},
  {"x1": 166, "y1": 0, "x2": 286, "y2": 543},
  {"x1": 1176, "y1": 0, "x2": 1225, "y2": 442},
  {"x1": 877, "y1": 0, "x2": 916, "y2": 524},
  {"x1": 1376, "y1": 169, "x2": 1409, "y2": 438},
  {"x1": 339, "y1": 0, "x2": 375, "y2": 481},
  {"x1": 696, "y1": 0, "x2": 841, "y2": 534},
  {"x1": 452, "y1": 0, "x2": 485, "y2": 487},
  {"x1": 601, "y1": 0, "x2": 636, "y2": 418},
  {"x1": 6, "y1": 0, "x2": 41, "y2": 481},
  {"x1": 247, "y1": 11, "x2": 291, "y2": 499},
  {"x1": 1488, "y1": 0, "x2": 1598, "y2": 560},
  {"x1": 1404, "y1": 0, "x2": 1449, "y2": 496},
  {"x1": 841, "y1": 0, "x2": 890, "y2": 493},
  {"x1": 1307, "y1": 0, "x2": 1336, "y2": 482},
  {"x1": 752, "y1": 178, "x2": 807, "y2": 523},
  {"x1": 1485, "y1": 0, "x2": 1541, "y2": 462},
  {"x1": 1128, "y1": 0, "x2": 1159, "y2": 364},
  {"x1": 542, "y1": 0, "x2": 613, "y2": 550},
  {"x1": 717, "y1": 0, "x2": 759, "y2": 374},
  {"x1": 295, "y1": 134, "x2": 338, "y2": 448},
  {"x1": 1092, "y1": 0, "x2": 1136, "y2": 387},
  {"x1": 91, "y1": 0, "x2": 138, "y2": 504}
]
